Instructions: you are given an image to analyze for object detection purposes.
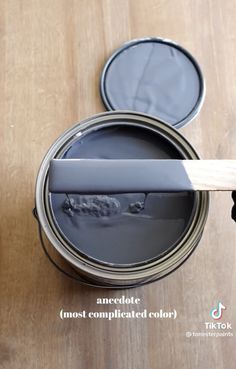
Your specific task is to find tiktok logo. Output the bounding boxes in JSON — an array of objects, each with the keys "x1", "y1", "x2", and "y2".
[{"x1": 210, "y1": 302, "x2": 226, "y2": 320}]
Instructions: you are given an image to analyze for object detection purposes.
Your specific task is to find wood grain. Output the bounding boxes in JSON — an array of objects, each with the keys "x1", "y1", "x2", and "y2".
[{"x1": 0, "y1": 1, "x2": 236, "y2": 369}]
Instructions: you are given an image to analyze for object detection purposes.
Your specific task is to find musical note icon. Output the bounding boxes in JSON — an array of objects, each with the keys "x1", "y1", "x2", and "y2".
[{"x1": 210, "y1": 302, "x2": 226, "y2": 320}]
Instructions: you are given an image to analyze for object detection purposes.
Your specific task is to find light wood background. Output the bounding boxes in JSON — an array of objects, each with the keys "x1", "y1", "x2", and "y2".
[{"x1": 1, "y1": 1, "x2": 236, "y2": 368}]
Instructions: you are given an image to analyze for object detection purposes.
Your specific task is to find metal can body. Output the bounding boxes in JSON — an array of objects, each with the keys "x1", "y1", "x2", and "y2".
[{"x1": 35, "y1": 111, "x2": 209, "y2": 287}]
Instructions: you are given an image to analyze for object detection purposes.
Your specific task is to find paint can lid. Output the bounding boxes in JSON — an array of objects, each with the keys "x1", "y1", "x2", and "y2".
[{"x1": 100, "y1": 38, "x2": 205, "y2": 129}]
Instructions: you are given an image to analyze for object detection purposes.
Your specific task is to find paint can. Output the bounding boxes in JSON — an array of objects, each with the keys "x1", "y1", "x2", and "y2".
[{"x1": 35, "y1": 111, "x2": 209, "y2": 287}]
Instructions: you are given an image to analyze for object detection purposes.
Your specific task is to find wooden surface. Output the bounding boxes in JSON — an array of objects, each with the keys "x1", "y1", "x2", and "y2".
[{"x1": 0, "y1": 1, "x2": 236, "y2": 368}]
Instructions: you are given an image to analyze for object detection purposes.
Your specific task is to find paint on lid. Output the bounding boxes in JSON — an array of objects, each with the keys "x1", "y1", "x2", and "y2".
[{"x1": 100, "y1": 38, "x2": 205, "y2": 128}]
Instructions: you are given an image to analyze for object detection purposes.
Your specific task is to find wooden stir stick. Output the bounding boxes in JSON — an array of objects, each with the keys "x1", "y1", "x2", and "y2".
[{"x1": 49, "y1": 159, "x2": 236, "y2": 193}]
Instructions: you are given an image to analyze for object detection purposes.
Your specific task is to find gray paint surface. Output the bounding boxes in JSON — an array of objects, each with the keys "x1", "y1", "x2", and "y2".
[
  {"x1": 102, "y1": 41, "x2": 202, "y2": 126},
  {"x1": 49, "y1": 159, "x2": 194, "y2": 193},
  {"x1": 50, "y1": 125, "x2": 195, "y2": 266}
]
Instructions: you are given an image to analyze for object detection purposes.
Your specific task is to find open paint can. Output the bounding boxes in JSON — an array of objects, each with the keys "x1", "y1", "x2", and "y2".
[
  {"x1": 35, "y1": 38, "x2": 208, "y2": 287},
  {"x1": 35, "y1": 111, "x2": 209, "y2": 287}
]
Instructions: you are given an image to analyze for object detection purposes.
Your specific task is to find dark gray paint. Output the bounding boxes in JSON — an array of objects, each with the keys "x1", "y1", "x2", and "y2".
[
  {"x1": 49, "y1": 159, "x2": 194, "y2": 193},
  {"x1": 101, "y1": 39, "x2": 203, "y2": 127},
  {"x1": 50, "y1": 125, "x2": 195, "y2": 266}
]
